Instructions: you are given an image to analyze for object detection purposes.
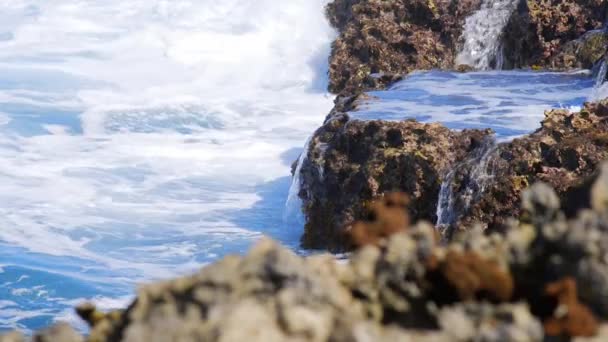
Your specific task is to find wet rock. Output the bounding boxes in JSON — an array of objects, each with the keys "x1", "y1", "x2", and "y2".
[
  {"x1": 326, "y1": 0, "x2": 483, "y2": 94},
  {"x1": 446, "y1": 101, "x2": 608, "y2": 235},
  {"x1": 502, "y1": 0, "x2": 608, "y2": 70},
  {"x1": 297, "y1": 112, "x2": 492, "y2": 251}
]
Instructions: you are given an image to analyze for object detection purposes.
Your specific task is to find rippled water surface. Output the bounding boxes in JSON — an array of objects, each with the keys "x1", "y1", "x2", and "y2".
[
  {"x1": 351, "y1": 70, "x2": 594, "y2": 139},
  {"x1": 0, "y1": 0, "x2": 598, "y2": 333}
]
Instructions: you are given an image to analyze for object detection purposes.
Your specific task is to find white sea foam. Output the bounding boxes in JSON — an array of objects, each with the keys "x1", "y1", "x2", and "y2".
[
  {"x1": 0, "y1": 0, "x2": 335, "y2": 330},
  {"x1": 456, "y1": 0, "x2": 519, "y2": 69}
]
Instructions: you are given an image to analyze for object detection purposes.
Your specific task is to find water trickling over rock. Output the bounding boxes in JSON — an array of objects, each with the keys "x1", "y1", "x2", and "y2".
[
  {"x1": 456, "y1": 0, "x2": 520, "y2": 70},
  {"x1": 284, "y1": 137, "x2": 313, "y2": 225},
  {"x1": 436, "y1": 137, "x2": 498, "y2": 237},
  {"x1": 590, "y1": 56, "x2": 608, "y2": 101}
]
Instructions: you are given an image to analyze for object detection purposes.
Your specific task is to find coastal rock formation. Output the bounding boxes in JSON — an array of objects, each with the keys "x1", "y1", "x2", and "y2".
[
  {"x1": 297, "y1": 100, "x2": 492, "y2": 251},
  {"x1": 297, "y1": 98, "x2": 608, "y2": 249},
  {"x1": 445, "y1": 99, "x2": 608, "y2": 236},
  {"x1": 502, "y1": 0, "x2": 608, "y2": 70},
  {"x1": 5, "y1": 166, "x2": 608, "y2": 341},
  {"x1": 326, "y1": 0, "x2": 483, "y2": 94},
  {"x1": 326, "y1": 0, "x2": 607, "y2": 94}
]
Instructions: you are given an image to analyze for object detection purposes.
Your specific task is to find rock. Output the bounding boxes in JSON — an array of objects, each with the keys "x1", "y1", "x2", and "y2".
[
  {"x1": 428, "y1": 249, "x2": 514, "y2": 303},
  {"x1": 591, "y1": 163, "x2": 608, "y2": 213},
  {"x1": 543, "y1": 277, "x2": 599, "y2": 338},
  {"x1": 33, "y1": 324, "x2": 83, "y2": 342},
  {"x1": 8, "y1": 180, "x2": 608, "y2": 340},
  {"x1": 326, "y1": 0, "x2": 483, "y2": 94},
  {"x1": 548, "y1": 30, "x2": 608, "y2": 70},
  {"x1": 298, "y1": 99, "x2": 608, "y2": 250},
  {"x1": 85, "y1": 238, "x2": 368, "y2": 342},
  {"x1": 297, "y1": 111, "x2": 492, "y2": 251},
  {"x1": 502, "y1": 0, "x2": 608, "y2": 70},
  {"x1": 0, "y1": 332, "x2": 24, "y2": 342},
  {"x1": 437, "y1": 302, "x2": 544, "y2": 342},
  {"x1": 349, "y1": 192, "x2": 411, "y2": 247},
  {"x1": 443, "y1": 100, "x2": 608, "y2": 236}
]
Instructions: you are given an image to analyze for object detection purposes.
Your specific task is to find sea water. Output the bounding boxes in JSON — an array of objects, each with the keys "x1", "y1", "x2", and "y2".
[
  {"x1": 0, "y1": 0, "x2": 598, "y2": 334},
  {"x1": 0, "y1": 0, "x2": 335, "y2": 332}
]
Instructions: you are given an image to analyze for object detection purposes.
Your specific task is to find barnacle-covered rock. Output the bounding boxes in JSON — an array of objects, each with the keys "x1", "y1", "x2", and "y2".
[
  {"x1": 298, "y1": 113, "x2": 492, "y2": 251},
  {"x1": 443, "y1": 100, "x2": 608, "y2": 235},
  {"x1": 326, "y1": 0, "x2": 483, "y2": 94},
  {"x1": 501, "y1": 0, "x2": 607, "y2": 70}
]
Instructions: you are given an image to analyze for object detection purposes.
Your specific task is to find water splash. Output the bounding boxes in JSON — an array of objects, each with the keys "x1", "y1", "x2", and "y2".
[
  {"x1": 284, "y1": 137, "x2": 312, "y2": 225},
  {"x1": 456, "y1": 0, "x2": 519, "y2": 70},
  {"x1": 590, "y1": 57, "x2": 608, "y2": 101},
  {"x1": 436, "y1": 137, "x2": 498, "y2": 235}
]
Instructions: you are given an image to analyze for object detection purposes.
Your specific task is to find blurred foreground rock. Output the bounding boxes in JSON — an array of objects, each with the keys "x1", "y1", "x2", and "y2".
[{"x1": 5, "y1": 161, "x2": 608, "y2": 341}]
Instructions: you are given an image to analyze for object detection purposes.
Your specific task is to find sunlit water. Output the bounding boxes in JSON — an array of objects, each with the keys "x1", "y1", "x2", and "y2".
[
  {"x1": 0, "y1": 1, "x2": 600, "y2": 334},
  {"x1": 0, "y1": 0, "x2": 335, "y2": 332},
  {"x1": 350, "y1": 70, "x2": 594, "y2": 139}
]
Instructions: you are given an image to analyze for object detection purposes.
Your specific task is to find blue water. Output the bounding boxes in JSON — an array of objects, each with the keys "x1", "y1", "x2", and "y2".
[
  {"x1": 351, "y1": 70, "x2": 594, "y2": 139},
  {"x1": 0, "y1": 1, "x2": 599, "y2": 334}
]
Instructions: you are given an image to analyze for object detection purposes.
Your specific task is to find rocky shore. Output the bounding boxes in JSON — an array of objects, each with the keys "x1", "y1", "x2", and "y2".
[
  {"x1": 5, "y1": 163, "x2": 608, "y2": 341},
  {"x1": 5, "y1": 0, "x2": 608, "y2": 340},
  {"x1": 328, "y1": 0, "x2": 608, "y2": 95},
  {"x1": 298, "y1": 98, "x2": 608, "y2": 250},
  {"x1": 297, "y1": 0, "x2": 608, "y2": 250}
]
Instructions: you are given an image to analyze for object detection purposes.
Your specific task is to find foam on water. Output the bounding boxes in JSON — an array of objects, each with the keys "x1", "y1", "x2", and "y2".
[
  {"x1": 0, "y1": 0, "x2": 335, "y2": 332},
  {"x1": 0, "y1": 1, "x2": 600, "y2": 334}
]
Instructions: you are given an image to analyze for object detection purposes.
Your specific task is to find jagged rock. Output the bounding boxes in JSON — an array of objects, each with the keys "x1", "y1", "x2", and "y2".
[
  {"x1": 298, "y1": 99, "x2": 608, "y2": 250},
  {"x1": 297, "y1": 111, "x2": 492, "y2": 251},
  {"x1": 326, "y1": 0, "x2": 482, "y2": 94},
  {"x1": 502, "y1": 0, "x2": 608, "y2": 70},
  {"x1": 543, "y1": 277, "x2": 599, "y2": 338},
  {"x1": 444, "y1": 100, "x2": 608, "y2": 236}
]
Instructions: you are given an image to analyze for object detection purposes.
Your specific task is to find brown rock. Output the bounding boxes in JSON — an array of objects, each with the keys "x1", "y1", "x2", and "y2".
[
  {"x1": 445, "y1": 100, "x2": 608, "y2": 235},
  {"x1": 326, "y1": 0, "x2": 482, "y2": 94},
  {"x1": 430, "y1": 250, "x2": 514, "y2": 303},
  {"x1": 297, "y1": 113, "x2": 492, "y2": 251},
  {"x1": 349, "y1": 192, "x2": 410, "y2": 247},
  {"x1": 543, "y1": 277, "x2": 599, "y2": 338},
  {"x1": 502, "y1": 0, "x2": 607, "y2": 70}
]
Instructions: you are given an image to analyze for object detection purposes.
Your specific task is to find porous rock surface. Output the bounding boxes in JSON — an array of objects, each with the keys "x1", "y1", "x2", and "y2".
[
  {"x1": 502, "y1": 0, "x2": 608, "y2": 70},
  {"x1": 446, "y1": 99, "x2": 608, "y2": 236},
  {"x1": 326, "y1": 0, "x2": 483, "y2": 94},
  {"x1": 296, "y1": 95, "x2": 492, "y2": 251},
  {"x1": 298, "y1": 98, "x2": 608, "y2": 249},
  {"x1": 327, "y1": 0, "x2": 608, "y2": 94}
]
